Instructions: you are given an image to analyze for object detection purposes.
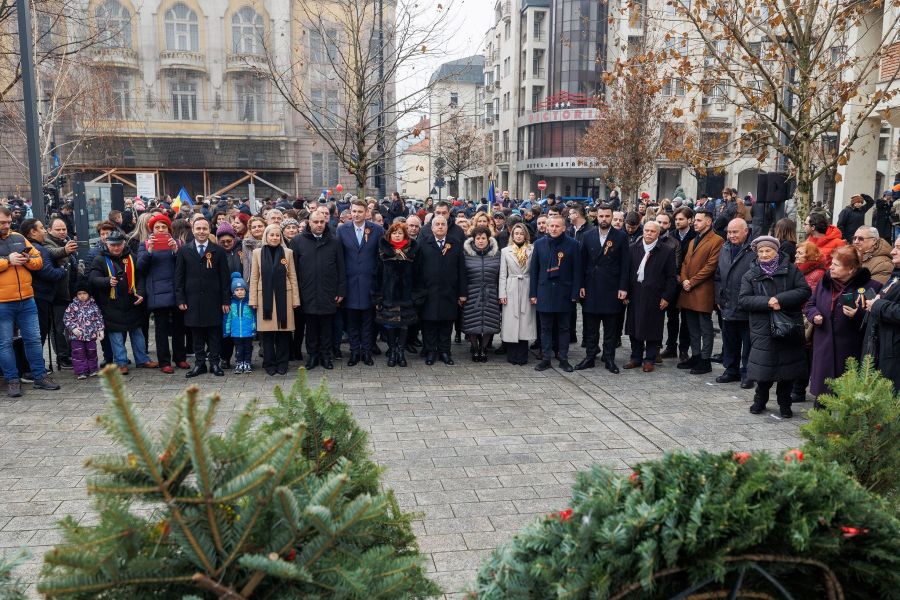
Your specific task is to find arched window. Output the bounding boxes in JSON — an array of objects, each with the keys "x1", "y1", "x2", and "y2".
[
  {"x1": 232, "y1": 7, "x2": 263, "y2": 54},
  {"x1": 95, "y1": 0, "x2": 132, "y2": 48},
  {"x1": 165, "y1": 3, "x2": 199, "y2": 52}
]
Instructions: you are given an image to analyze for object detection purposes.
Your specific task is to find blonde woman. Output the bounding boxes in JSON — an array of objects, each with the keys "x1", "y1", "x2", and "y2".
[
  {"x1": 241, "y1": 216, "x2": 266, "y2": 277},
  {"x1": 468, "y1": 211, "x2": 496, "y2": 236},
  {"x1": 499, "y1": 223, "x2": 537, "y2": 364},
  {"x1": 249, "y1": 224, "x2": 300, "y2": 375}
]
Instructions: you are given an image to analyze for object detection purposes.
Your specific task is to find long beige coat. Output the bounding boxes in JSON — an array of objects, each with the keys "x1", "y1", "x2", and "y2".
[
  {"x1": 249, "y1": 246, "x2": 300, "y2": 332},
  {"x1": 678, "y1": 231, "x2": 724, "y2": 313},
  {"x1": 498, "y1": 245, "x2": 537, "y2": 343}
]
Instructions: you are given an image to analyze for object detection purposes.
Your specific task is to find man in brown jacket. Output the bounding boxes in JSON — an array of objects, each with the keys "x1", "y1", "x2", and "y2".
[{"x1": 676, "y1": 208, "x2": 724, "y2": 374}]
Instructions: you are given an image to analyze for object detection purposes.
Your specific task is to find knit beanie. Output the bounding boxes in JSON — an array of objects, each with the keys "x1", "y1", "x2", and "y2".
[
  {"x1": 216, "y1": 222, "x2": 237, "y2": 239},
  {"x1": 147, "y1": 213, "x2": 172, "y2": 232},
  {"x1": 751, "y1": 235, "x2": 780, "y2": 253},
  {"x1": 230, "y1": 271, "x2": 248, "y2": 294},
  {"x1": 75, "y1": 278, "x2": 91, "y2": 295}
]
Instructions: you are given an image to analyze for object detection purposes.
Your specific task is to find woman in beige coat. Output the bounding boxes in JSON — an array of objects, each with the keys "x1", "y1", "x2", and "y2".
[
  {"x1": 499, "y1": 223, "x2": 537, "y2": 365},
  {"x1": 250, "y1": 224, "x2": 300, "y2": 375}
]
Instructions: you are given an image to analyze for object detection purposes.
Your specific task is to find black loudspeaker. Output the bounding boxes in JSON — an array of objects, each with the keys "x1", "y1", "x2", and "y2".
[
  {"x1": 767, "y1": 172, "x2": 789, "y2": 203},
  {"x1": 756, "y1": 173, "x2": 770, "y2": 204},
  {"x1": 756, "y1": 172, "x2": 790, "y2": 204},
  {"x1": 110, "y1": 182, "x2": 125, "y2": 212}
]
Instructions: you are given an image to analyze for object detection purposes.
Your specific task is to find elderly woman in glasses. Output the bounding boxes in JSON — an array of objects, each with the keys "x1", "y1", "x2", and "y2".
[{"x1": 853, "y1": 226, "x2": 892, "y2": 285}]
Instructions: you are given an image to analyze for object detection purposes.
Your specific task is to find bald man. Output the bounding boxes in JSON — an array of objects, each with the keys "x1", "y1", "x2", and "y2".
[{"x1": 713, "y1": 218, "x2": 754, "y2": 387}]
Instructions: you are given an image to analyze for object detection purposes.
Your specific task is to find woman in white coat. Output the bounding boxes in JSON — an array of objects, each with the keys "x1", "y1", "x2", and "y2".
[{"x1": 499, "y1": 223, "x2": 537, "y2": 364}]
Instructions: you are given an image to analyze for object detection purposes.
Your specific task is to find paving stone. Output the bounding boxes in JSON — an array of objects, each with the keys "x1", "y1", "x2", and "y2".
[{"x1": 0, "y1": 334, "x2": 805, "y2": 594}]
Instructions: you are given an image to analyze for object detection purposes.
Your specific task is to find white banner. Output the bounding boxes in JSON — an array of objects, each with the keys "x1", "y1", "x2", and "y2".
[{"x1": 135, "y1": 172, "x2": 156, "y2": 199}]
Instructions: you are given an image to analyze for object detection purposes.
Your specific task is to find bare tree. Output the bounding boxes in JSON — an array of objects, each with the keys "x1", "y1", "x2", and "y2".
[
  {"x1": 434, "y1": 114, "x2": 484, "y2": 198},
  {"x1": 580, "y1": 43, "x2": 678, "y2": 207},
  {"x1": 262, "y1": 0, "x2": 459, "y2": 196},
  {"x1": 656, "y1": 0, "x2": 900, "y2": 219}
]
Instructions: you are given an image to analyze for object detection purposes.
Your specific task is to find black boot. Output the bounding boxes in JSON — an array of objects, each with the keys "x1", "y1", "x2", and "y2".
[
  {"x1": 397, "y1": 347, "x2": 407, "y2": 367},
  {"x1": 750, "y1": 388, "x2": 768, "y2": 414},
  {"x1": 574, "y1": 355, "x2": 596, "y2": 370}
]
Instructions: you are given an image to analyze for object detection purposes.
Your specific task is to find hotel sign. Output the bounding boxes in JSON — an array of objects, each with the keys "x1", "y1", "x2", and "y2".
[
  {"x1": 516, "y1": 157, "x2": 603, "y2": 171},
  {"x1": 520, "y1": 108, "x2": 599, "y2": 127}
]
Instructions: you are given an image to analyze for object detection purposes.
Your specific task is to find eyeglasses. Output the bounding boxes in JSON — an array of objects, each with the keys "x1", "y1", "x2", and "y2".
[{"x1": 852, "y1": 236, "x2": 874, "y2": 241}]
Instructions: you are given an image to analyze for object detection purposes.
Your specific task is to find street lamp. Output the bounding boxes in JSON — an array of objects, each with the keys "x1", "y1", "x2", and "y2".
[{"x1": 16, "y1": 0, "x2": 45, "y2": 220}]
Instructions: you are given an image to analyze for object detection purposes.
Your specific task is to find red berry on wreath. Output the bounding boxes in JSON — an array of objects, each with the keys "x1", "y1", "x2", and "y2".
[
  {"x1": 733, "y1": 451, "x2": 751, "y2": 465},
  {"x1": 323, "y1": 438, "x2": 335, "y2": 452},
  {"x1": 784, "y1": 449, "x2": 804, "y2": 463}
]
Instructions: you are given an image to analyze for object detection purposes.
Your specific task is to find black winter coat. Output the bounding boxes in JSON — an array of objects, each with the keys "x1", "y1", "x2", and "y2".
[
  {"x1": 864, "y1": 271, "x2": 900, "y2": 390},
  {"x1": 714, "y1": 242, "x2": 755, "y2": 321},
  {"x1": 625, "y1": 242, "x2": 677, "y2": 341},
  {"x1": 461, "y1": 237, "x2": 502, "y2": 335},
  {"x1": 837, "y1": 195, "x2": 874, "y2": 243},
  {"x1": 372, "y1": 238, "x2": 418, "y2": 327},
  {"x1": 43, "y1": 234, "x2": 76, "y2": 304},
  {"x1": 88, "y1": 247, "x2": 146, "y2": 332},
  {"x1": 413, "y1": 236, "x2": 467, "y2": 321},
  {"x1": 174, "y1": 241, "x2": 231, "y2": 328},
  {"x1": 290, "y1": 229, "x2": 346, "y2": 315},
  {"x1": 580, "y1": 226, "x2": 629, "y2": 315},
  {"x1": 30, "y1": 241, "x2": 67, "y2": 303},
  {"x1": 136, "y1": 241, "x2": 179, "y2": 310},
  {"x1": 738, "y1": 259, "x2": 811, "y2": 382}
]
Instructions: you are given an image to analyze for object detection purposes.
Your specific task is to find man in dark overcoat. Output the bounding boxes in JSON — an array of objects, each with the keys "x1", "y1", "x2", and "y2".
[
  {"x1": 338, "y1": 199, "x2": 384, "y2": 366},
  {"x1": 413, "y1": 215, "x2": 467, "y2": 365},
  {"x1": 714, "y1": 218, "x2": 755, "y2": 387},
  {"x1": 530, "y1": 214, "x2": 582, "y2": 372},
  {"x1": 576, "y1": 204, "x2": 630, "y2": 374},
  {"x1": 175, "y1": 218, "x2": 231, "y2": 377},
  {"x1": 291, "y1": 210, "x2": 346, "y2": 370},
  {"x1": 624, "y1": 221, "x2": 677, "y2": 372}
]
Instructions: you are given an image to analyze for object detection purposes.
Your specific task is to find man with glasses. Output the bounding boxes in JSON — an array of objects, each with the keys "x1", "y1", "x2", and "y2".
[
  {"x1": 853, "y1": 226, "x2": 893, "y2": 284},
  {"x1": 0, "y1": 207, "x2": 61, "y2": 397}
]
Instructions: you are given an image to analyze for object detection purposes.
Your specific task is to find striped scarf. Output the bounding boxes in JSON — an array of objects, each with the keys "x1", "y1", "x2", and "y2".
[{"x1": 105, "y1": 254, "x2": 136, "y2": 299}]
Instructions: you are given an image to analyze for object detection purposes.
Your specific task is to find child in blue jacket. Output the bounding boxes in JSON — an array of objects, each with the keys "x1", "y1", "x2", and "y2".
[{"x1": 223, "y1": 272, "x2": 256, "y2": 373}]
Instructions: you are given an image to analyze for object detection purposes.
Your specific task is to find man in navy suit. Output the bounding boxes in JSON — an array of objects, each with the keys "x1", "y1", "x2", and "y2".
[
  {"x1": 529, "y1": 214, "x2": 582, "y2": 372},
  {"x1": 576, "y1": 204, "x2": 630, "y2": 373},
  {"x1": 338, "y1": 199, "x2": 384, "y2": 365}
]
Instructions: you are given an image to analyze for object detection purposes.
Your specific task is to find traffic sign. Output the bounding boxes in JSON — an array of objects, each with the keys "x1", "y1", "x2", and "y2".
[
  {"x1": 537, "y1": 180, "x2": 547, "y2": 191},
  {"x1": 435, "y1": 178, "x2": 445, "y2": 189}
]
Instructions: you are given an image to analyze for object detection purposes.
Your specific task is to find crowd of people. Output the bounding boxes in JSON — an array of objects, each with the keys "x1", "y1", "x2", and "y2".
[{"x1": 2, "y1": 184, "x2": 900, "y2": 422}]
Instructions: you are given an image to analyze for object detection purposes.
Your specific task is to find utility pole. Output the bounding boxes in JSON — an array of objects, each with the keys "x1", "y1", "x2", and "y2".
[
  {"x1": 17, "y1": 0, "x2": 45, "y2": 220},
  {"x1": 375, "y1": 0, "x2": 387, "y2": 199}
]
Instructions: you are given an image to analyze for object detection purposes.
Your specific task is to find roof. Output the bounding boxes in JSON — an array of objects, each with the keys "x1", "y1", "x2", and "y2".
[{"x1": 428, "y1": 55, "x2": 485, "y2": 86}]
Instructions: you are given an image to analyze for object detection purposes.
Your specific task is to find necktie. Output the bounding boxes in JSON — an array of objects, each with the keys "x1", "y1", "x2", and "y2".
[
  {"x1": 198, "y1": 244, "x2": 205, "y2": 256},
  {"x1": 438, "y1": 240, "x2": 444, "y2": 250},
  {"x1": 356, "y1": 228, "x2": 363, "y2": 245}
]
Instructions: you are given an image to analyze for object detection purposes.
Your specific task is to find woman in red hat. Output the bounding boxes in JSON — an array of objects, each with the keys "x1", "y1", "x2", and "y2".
[{"x1": 136, "y1": 213, "x2": 188, "y2": 373}]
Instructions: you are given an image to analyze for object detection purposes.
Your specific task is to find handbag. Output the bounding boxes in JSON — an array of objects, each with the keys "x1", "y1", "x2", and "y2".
[{"x1": 770, "y1": 310, "x2": 804, "y2": 340}]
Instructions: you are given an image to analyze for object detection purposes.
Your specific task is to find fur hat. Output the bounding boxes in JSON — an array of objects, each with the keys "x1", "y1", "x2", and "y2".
[
  {"x1": 230, "y1": 271, "x2": 248, "y2": 294},
  {"x1": 75, "y1": 278, "x2": 91, "y2": 295}
]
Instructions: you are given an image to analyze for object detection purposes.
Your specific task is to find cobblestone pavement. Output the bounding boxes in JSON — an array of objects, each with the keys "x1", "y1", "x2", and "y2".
[{"x1": 0, "y1": 337, "x2": 807, "y2": 598}]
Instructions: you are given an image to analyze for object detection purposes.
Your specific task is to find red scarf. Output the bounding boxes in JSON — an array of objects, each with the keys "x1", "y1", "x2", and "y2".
[{"x1": 389, "y1": 239, "x2": 409, "y2": 250}]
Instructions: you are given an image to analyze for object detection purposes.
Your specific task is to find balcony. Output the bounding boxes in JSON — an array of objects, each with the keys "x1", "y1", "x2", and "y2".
[
  {"x1": 495, "y1": 151, "x2": 510, "y2": 164},
  {"x1": 91, "y1": 46, "x2": 139, "y2": 70},
  {"x1": 501, "y1": 0, "x2": 511, "y2": 22},
  {"x1": 159, "y1": 50, "x2": 206, "y2": 73},
  {"x1": 225, "y1": 53, "x2": 267, "y2": 74}
]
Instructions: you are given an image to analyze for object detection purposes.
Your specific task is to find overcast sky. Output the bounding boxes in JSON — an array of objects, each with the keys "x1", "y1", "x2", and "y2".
[{"x1": 396, "y1": 0, "x2": 494, "y2": 128}]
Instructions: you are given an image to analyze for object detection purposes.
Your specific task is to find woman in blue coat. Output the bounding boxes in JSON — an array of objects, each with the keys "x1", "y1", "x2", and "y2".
[{"x1": 135, "y1": 214, "x2": 186, "y2": 374}]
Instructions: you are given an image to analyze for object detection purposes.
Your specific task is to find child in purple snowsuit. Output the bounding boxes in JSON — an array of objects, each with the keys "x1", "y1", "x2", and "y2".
[{"x1": 63, "y1": 280, "x2": 105, "y2": 379}]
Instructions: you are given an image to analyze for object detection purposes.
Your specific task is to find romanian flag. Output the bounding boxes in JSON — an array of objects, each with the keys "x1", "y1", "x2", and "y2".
[
  {"x1": 171, "y1": 186, "x2": 193, "y2": 211},
  {"x1": 487, "y1": 179, "x2": 495, "y2": 217}
]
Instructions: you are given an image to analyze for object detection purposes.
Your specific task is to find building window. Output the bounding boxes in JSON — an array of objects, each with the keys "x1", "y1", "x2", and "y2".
[
  {"x1": 310, "y1": 89, "x2": 340, "y2": 127},
  {"x1": 171, "y1": 81, "x2": 197, "y2": 120},
  {"x1": 503, "y1": 57, "x2": 510, "y2": 77},
  {"x1": 502, "y1": 92, "x2": 510, "y2": 111},
  {"x1": 311, "y1": 152, "x2": 340, "y2": 188},
  {"x1": 533, "y1": 49, "x2": 544, "y2": 77},
  {"x1": 450, "y1": 92, "x2": 458, "y2": 108},
  {"x1": 504, "y1": 21, "x2": 511, "y2": 40},
  {"x1": 37, "y1": 14, "x2": 54, "y2": 54},
  {"x1": 533, "y1": 12, "x2": 545, "y2": 41},
  {"x1": 236, "y1": 78, "x2": 264, "y2": 122},
  {"x1": 662, "y1": 78, "x2": 685, "y2": 96},
  {"x1": 112, "y1": 76, "x2": 131, "y2": 117},
  {"x1": 531, "y1": 86, "x2": 542, "y2": 110},
  {"x1": 165, "y1": 3, "x2": 199, "y2": 52},
  {"x1": 96, "y1": 0, "x2": 132, "y2": 49},
  {"x1": 232, "y1": 7, "x2": 264, "y2": 54},
  {"x1": 309, "y1": 28, "x2": 338, "y2": 64}
]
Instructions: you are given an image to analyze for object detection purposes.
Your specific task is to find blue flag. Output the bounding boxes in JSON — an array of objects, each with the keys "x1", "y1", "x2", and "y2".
[
  {"x1": 487, "y1": 180, "x2": 495, "y2": 216},
  {"x1": 178, "y1": 187, "x2": 193, "y2": 207}
]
